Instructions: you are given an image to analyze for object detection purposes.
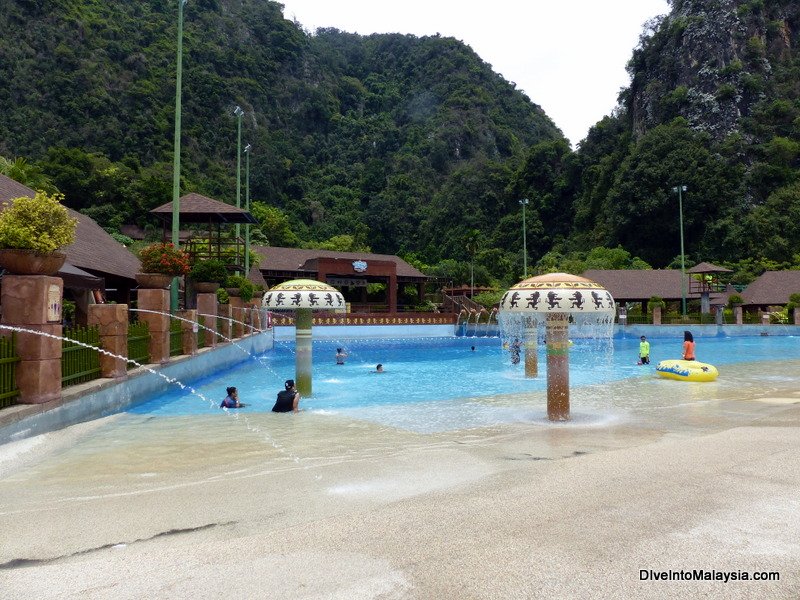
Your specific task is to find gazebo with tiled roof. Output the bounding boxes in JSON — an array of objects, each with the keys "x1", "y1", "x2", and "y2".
[
  {"x1": 150, "y1": 192, "x2": 257, "y2": 271},
  {"x1": 687, "y1": 262, "x2": 732, "y2": 312}
]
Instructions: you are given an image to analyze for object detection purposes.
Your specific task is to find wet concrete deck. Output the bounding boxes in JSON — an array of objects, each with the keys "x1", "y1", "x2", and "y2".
[{"x1": 1, "y1": 359, "x2": 799, "y2": 599}]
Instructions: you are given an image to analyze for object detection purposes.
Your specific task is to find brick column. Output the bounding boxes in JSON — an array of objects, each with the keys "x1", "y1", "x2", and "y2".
[
  {"x1": 196, "y1": 293, "x2": 217, "y2": 348},
  {"x1": 229, "y1": 296, "x2": 244, "y2": 338},
  {"x1": 218, "y1": 304, "x2": 232, "y2": 341},
  {"x1": 1, "y1": 275, "x2": 63, "y2": 403},
  {"x1": 250, "y1": 303, "x2": 262, "y2": 330},
  {"x1": 652, "y1": 306, "x2": 662, "y2": 325},
  {"x1": 138, "y1": 289, "x2": 169, "y2": 364},
  {"x1": 176, "y1": 309, "x2": 198, "y2": 356},
  {"x1": 88, "y1": 304, "x2": 128, "y2": 378}
]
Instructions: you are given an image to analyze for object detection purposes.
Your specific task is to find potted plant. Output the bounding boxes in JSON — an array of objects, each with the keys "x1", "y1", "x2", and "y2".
[
  {"x1": 647, "y1": 295, "x2": 666, "y2": 311},
  {"x1": 727, "y1": 293, "x2": 744, "y2": 308},
  {"x1": 0, "y1": 191, "x2": 77, "y2": 275},
  {"x1": 224, "y1": 274, "x2": 255, "y2": 301},
  {"x1": 136, "y1": 242, "x2": 190, "y2": 289},
  {"x1": 189, "y1": 258, "x2": 227, "y2": 293}
]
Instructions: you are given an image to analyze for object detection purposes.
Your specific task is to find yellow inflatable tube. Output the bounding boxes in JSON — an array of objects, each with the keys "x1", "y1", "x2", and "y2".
[{"x1": 656, "y1": 359, "x2": 718, "y2": 382}]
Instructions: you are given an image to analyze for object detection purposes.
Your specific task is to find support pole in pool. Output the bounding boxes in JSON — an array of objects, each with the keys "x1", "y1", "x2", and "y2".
[
  {"x1": 524, "y1": 316, "x2": 538, "y2": 377},
  {"x1": 498, "y1": 273, "x2": 615, "y2": 422},
  {"x1": 546, "y1": 313, "x2": 570, "y2": 421},
  {"x1": 261, "y1": 279, "x2": 346, "y2": 397},
  {"x1": 295, "y1": 307, "x2": 313, "y2": 396}
]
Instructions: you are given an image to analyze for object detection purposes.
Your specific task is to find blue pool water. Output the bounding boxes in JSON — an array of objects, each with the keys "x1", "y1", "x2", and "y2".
[{"x1": 129, "y1": 335, "x2": 800, "y2": 419}]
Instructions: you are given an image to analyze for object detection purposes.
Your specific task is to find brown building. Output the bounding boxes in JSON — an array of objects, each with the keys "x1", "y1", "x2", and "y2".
[
  {"x1": 0, "y1": 174, "x2": 141, "y2": 318},
  {"x1": 253, "y1": 246, "x2": 432, "y2": 313}
]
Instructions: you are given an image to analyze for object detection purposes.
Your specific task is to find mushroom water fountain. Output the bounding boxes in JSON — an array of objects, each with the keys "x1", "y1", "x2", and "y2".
[
  {"x1": 262, "y1": 279, "x2": 345, "y2": 396},
  {"x1": 498, "y1": 273, "x2": 615, "y2": 421}
]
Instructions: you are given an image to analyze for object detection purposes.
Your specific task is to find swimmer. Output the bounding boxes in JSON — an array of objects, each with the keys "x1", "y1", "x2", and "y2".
[{"x1": 220, "y1": 386, "x2": 245, "y2": 409}]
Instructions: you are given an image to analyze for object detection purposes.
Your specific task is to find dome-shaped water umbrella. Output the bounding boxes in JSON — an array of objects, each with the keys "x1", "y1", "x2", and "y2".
[
  {"x1": 262, "y1": 279, "x2": 345, "y2": 395},
  {"x1": 498, "y1": 273, "x2": 615, "y2": 421}
]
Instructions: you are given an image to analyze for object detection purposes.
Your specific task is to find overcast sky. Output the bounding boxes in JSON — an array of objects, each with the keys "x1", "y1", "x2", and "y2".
[{"x1": 278, "y1": 0, "x2": 670, "y2": 147}]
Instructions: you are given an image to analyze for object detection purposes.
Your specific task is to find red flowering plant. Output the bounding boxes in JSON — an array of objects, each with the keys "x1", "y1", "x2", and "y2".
[{"x1": 138, "y1": 242, "x2": 190, "y2": 276}]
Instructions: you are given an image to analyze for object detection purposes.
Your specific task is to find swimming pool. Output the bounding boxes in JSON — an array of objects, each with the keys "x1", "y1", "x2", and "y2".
[{"x1": 128, "y1": 335, "x2": 800, "y2": 429}]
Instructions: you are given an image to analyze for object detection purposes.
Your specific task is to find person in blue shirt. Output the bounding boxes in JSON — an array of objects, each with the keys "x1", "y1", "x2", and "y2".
[{"x1": 220, "y1": 386, "x2": 244, "y2": 409}]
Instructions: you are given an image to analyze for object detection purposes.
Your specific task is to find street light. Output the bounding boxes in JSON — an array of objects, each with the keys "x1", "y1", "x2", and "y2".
[
  {"x1": 672, "y1": 185, "x2": 688, "y2": 317},
  {"x1": 170, "y1": 0, "x2": 187, "y2": 313},
  {"x1": 519, "y1": 198, "x2": 529, "y2": 278},
  {"x1": 244, "y1": 143, "x2": 251, "y2": 275},
  {"x1": 234, "y1": 105, "x2": 244, "y2": 248}
]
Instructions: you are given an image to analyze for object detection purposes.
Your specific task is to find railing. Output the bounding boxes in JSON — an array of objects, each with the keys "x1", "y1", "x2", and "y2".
[
  {"x1": 270, "y1": 312, "x2": 456, "y2": 326},
  {"x1": 0, "y1": 334, "x2": 20, "y2": 408},
  {"x1": 442, "y1": 294, "x2": 482, "y2": 314},
  {"x1": 127, "y1": 321, "x2": 150, "y2": 368},
  {"x1": 62, "y1": 326, "x2": 101, "y2": 386},
  {"x1": 169, "y1": 319, "x2": 183, "y2": 357}
]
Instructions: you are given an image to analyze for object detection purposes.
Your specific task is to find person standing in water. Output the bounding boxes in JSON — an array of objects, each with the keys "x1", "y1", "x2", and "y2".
[
  {"x1": 272, "y1": 379, "x2": 300, "y2": 413},
  {"x1": 220, "y1": 386, "x2": 244, "y2": 409},
  {"x1": 638, "y1": 335, "x2": 651, "y2": 365},
  {"x1": 335, "y1": 347, "x2": 348, "y2": 365},
  {"x1": 682, "y1": 330, "x2": 696, "y2": 360}
]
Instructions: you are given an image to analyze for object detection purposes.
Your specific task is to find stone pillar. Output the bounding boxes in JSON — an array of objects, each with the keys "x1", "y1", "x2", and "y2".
[
  {"x1": 250, "y1": 304, "x2": 262, "y2": 330},
  {"x1": 545, "y1": 313, "x2": 570, "y2": 422},
  {"x1": 177, "y1": 309, "x2": 197, "y2": 356},
  {"x1": 652, "y1": 306, "x2": 662, "y2": 325},
  {"x1": 295, "y1": 307, "x2": 313, "y2": 396},
  {"x1": 218, "y1": 304, "x2": 232, "y2": 341},
  {"x1": 88, "y1": 304, "x2": 128, "y2": 378},
  {"x1": 196, "y1": 293, "x2": 218, "y2": 348},
  {"x1": 1, "y1": 275, "x2": 63, "y2": 404},
  {"x1": 734, "y1": 305, "x2": 743, "y2": 325},
  {"x1": 138, "y1": 288, "x2": 169, "y2": 364},
  {"x1": 714, "y1": 305, "x2": 724, "y2": 326},
  {"x1": 524, "y1": 317, "x2": 538, "y2": 377},
  {"x1": 794, "y1": 309, "x2": 800, "y2": 326},
  {"x1": 229, "y1": 296, "x2": 244, "y2": 338}
]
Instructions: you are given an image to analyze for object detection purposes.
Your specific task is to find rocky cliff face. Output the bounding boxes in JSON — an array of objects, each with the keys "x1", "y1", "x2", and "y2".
[{"x1": 625, "y1": 0, "x2": 800, "y2": 142}]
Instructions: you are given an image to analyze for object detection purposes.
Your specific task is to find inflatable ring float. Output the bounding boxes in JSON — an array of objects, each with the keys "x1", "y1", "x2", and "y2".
[{"x1": 656, "y1": 359, "x2": 718, "y2": 382}]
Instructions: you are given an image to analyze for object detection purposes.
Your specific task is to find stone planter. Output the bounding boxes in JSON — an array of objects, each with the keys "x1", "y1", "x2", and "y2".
[
  {"x1": 225, "y1": 287, "x2": 241, "y2": 297},
  {"x1": 135, "y1": 273, "x2": 174, "y2": 289},
  {"x1": 0, "y1": 249, "x2": 66, "y2": 276},
  {"x1": 194, "y1": 281, "x2": 220, "y2": 293}
]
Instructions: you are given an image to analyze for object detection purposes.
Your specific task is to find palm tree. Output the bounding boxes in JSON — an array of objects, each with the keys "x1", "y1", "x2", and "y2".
[{"x1": 0, "y1": 156, "x2": 57, "y2": 193}]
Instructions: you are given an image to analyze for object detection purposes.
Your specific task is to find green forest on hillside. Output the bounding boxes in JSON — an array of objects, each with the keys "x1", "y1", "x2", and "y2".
[{"x1": 2, "y1": 0, "x2": 800, "y2": 290}]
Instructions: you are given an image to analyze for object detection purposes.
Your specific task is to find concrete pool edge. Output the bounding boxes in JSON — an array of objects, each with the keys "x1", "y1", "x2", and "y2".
[{"x1": 0, "y1": 332, "x2": 273, "y2": 446}]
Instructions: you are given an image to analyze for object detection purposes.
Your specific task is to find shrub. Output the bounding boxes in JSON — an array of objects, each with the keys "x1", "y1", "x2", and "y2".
[
  {"x1": 0, "y1": 191, "x2": 77, "y2": 253},
  {"x1": 138, "y1": 242, "x2": 190, "y2": 276},
  {"x1": 216, "y1": 287, "x2": 229, "y2": 304},
  {"x1": 728, "y1": 294, "x2": 744, "y2": 307},
  {"x1": 224, "y1": 274, "x2": 255, "y2": 302},
  {"x1": 189, "y1": 258, "x2": 228, "y2": 284},
  {"x1": 647, "y1": 295, "x2": 666, "y2": 310}
]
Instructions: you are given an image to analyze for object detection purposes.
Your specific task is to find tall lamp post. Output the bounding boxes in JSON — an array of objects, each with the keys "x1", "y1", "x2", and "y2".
[
  {"x1": 234, "y1": 105, "x2": 244, "y2": 271},
  {"x1": 244, "y1": 143, "x2": 251, "y2": 275},
  {"x1": 170, "y1": 0, "x2": 187, "y2": 313},
  {"x1": 519, "y1": 198, "x2": 529, "y2": 278},
  {"x1": 672, "y1": 185, "x2": 688, "y2": 317}
]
